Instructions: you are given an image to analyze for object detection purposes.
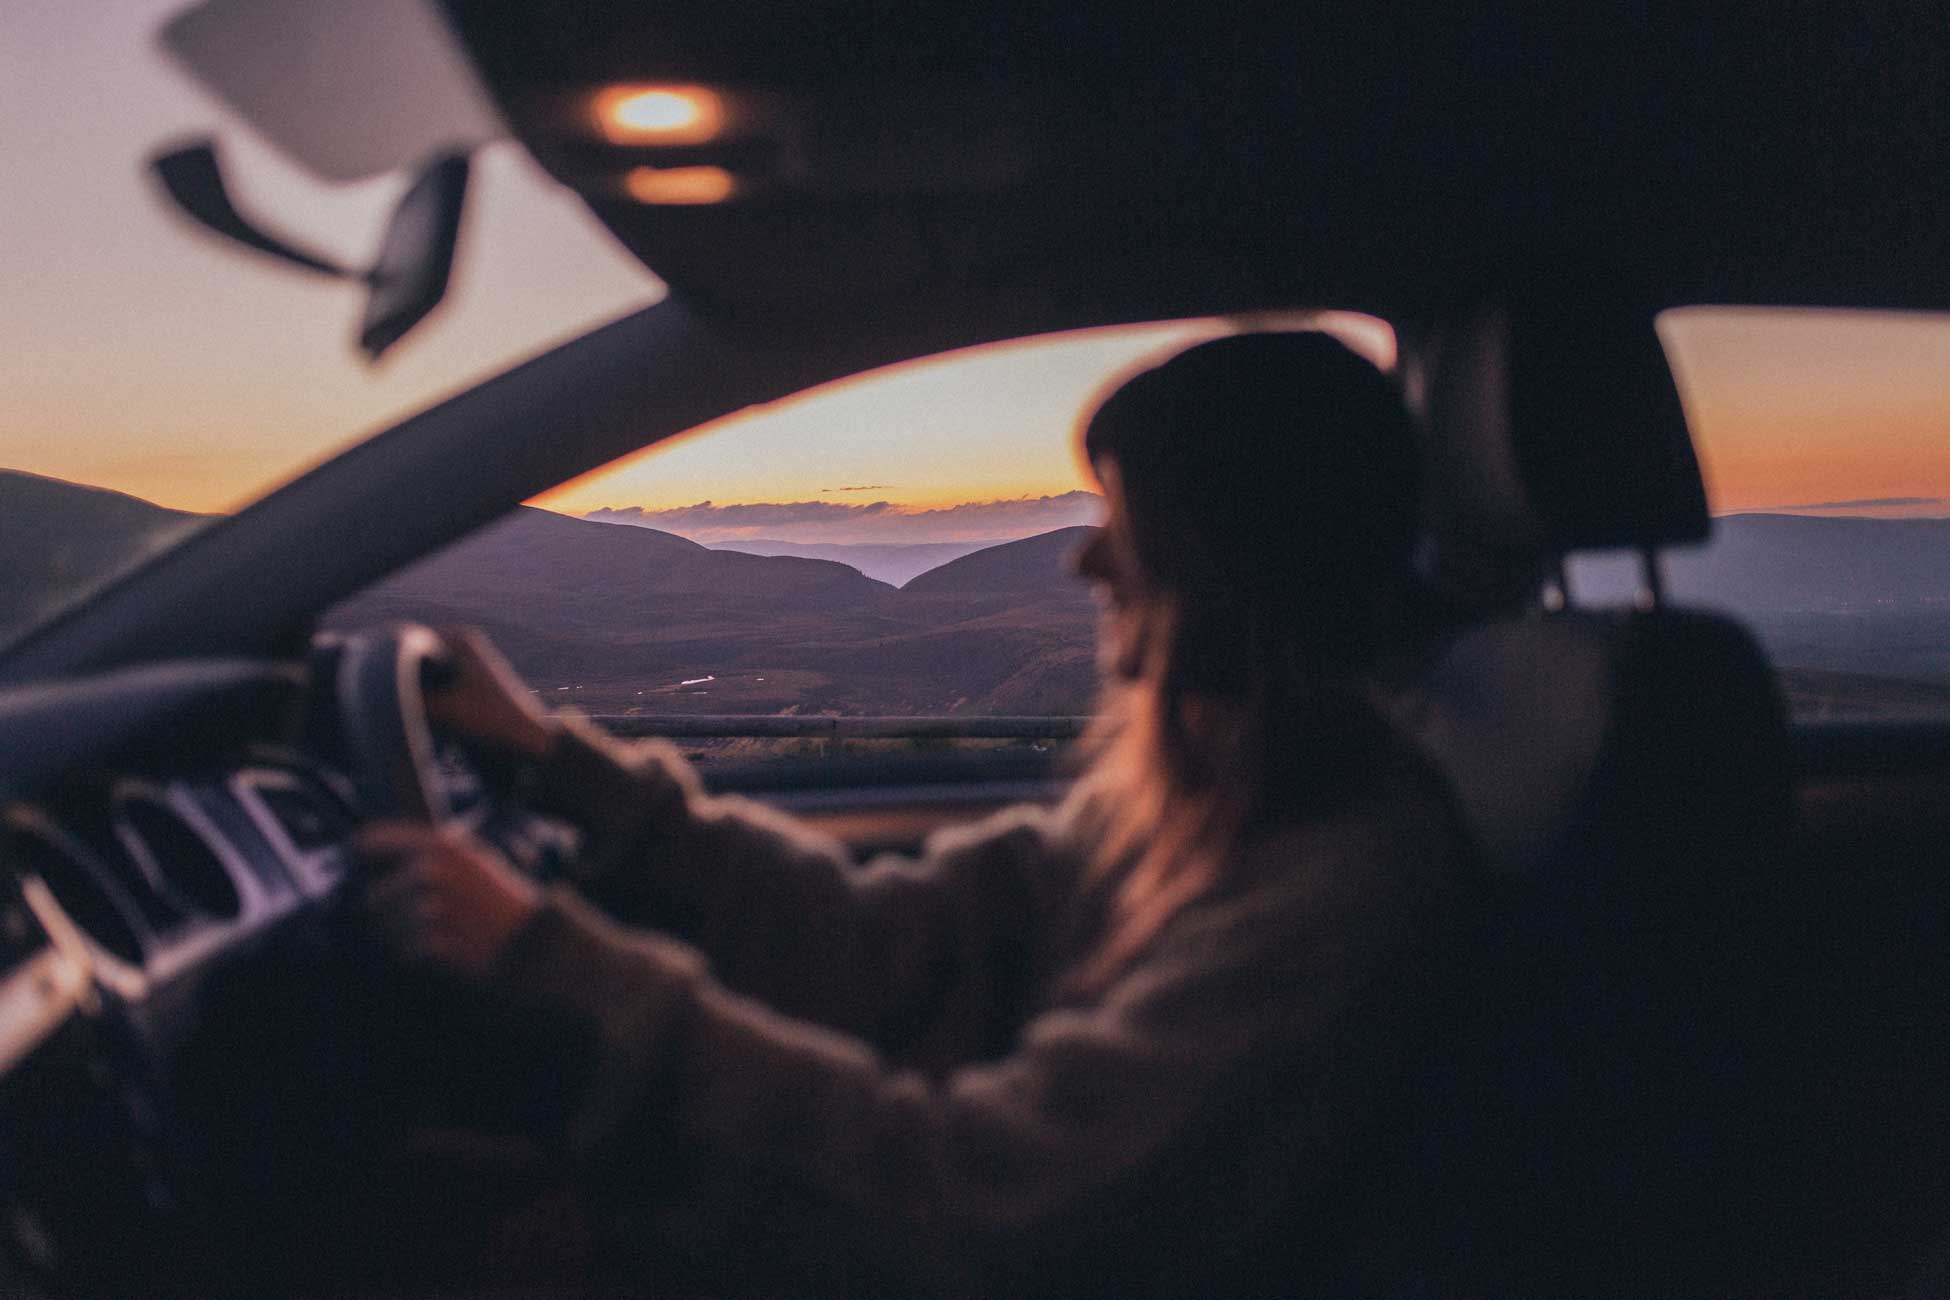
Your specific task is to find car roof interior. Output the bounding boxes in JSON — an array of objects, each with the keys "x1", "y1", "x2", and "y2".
[{"x1": 443, "y1": 0, "x2": 1950, "y2": 318}]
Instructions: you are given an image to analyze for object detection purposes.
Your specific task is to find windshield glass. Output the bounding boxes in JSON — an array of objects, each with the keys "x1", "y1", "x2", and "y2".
[{"x1": 0, "y1": 0, "x2": 659, "y2": 648}]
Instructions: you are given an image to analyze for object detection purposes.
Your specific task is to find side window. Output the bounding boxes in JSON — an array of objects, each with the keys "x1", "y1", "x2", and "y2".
[
  {"x1": 1571, "y1": 309, "x2": 1950, "y2": 721},
  {"x1": 328, "y1": 315, "x2": 1394, "y2": 767}
]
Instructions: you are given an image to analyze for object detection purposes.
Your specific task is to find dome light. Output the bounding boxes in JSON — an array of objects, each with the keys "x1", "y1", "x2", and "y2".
[
  {"x1": 624, "y1": 165, "x2": 738, "y2": 205},
  {"x1": 593, "y1": 85, "x2": 726, "y2": 145}
]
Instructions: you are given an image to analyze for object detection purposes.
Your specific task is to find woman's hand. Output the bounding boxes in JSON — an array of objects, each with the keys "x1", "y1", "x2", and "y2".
[
  {"x1": 426, "y1": 628, "x2": 560, "y2": 762},
  {"x1": 354, "y1": 823, "x2": 543, "y2": 980}
]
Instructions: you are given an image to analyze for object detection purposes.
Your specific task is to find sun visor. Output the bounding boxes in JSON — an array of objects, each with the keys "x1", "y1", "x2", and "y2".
[{"x1": 158, "y1": 0, "x2": 507, "y2": 183}]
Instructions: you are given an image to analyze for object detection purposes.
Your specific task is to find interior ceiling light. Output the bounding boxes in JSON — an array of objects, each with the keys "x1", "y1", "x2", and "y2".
[
  {"x1": 624, "y1": 165, "x2": 738, "y2": 205},
  {"x1": 593, "y1": 84, "x2": 726, "y2": 145}
]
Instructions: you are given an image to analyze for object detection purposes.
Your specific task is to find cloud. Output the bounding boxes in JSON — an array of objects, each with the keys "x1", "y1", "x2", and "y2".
[
  {"x1": 1730, "y1": 496, "x2": 1945, "y2": 513},
  {"x1": 821, "y1": 484, "x2": 893, "y2": 493},
  {"x1": 585, "y1": 491, "x2": 1104, "y2": 544}
]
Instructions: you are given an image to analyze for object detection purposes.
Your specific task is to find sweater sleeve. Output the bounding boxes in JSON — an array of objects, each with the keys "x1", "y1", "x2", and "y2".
[
  {"x1": 490, "y1": 808, "x2": 1458, "y2": 1294},
  {"x1": 522, "y1": 712, "x2": 1078, "y2": 1051}
]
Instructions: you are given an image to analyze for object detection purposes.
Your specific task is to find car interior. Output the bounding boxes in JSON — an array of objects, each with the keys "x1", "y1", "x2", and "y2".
[{"x1": 2, "y1": 2, "x2": 1950, "y2": 1297}]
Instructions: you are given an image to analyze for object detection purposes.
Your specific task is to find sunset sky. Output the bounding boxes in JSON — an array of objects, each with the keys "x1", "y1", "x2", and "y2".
[{"x1": 5, "y1": 0, "x2": 1950, "y2": 543}]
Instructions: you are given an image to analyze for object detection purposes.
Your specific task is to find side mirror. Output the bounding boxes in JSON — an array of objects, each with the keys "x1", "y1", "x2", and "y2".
[{"x1": 149, "y1": 139, "x2": 471, "y2": 360}]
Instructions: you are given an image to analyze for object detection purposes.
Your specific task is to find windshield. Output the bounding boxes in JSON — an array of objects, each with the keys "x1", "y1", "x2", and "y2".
[{"x1": 0, "y1": 0, "x2": 660, "y2": 648}]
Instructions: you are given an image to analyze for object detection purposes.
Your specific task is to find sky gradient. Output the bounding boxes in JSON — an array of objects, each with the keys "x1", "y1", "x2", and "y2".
[{"x1": 5, "y1": 2, "x2": 1950, "y2": 539}]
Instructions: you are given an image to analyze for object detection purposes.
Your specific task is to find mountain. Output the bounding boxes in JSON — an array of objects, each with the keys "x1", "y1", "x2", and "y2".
[
  {"x1": 327, "y1": 507, "x2": 908, "y2": 687},
  {"x1": 902, "y1": 526, "x2": 1097, "y2": 596},
  {"x1": 0, "y1": 469, "x2": 209, "y2": 639},
  {"x1": 1573, "y1": 515, "x2": 1950, "y2": 613},
  {"x1": 33, "y1": 467, "x2": 1950, "y2": 722},
  {"x1": 708, "y1": 538, "x2": 990, "y2": 586},
  {"x1": 358, "y1": 507, "x2": 896, "y2": 604},
  {"x1": 0, "y1": 470, "x2": 1104, "y2": 717},
  {"x1": 327, "y1": 514, "x2": 1103, "y2": 715}
]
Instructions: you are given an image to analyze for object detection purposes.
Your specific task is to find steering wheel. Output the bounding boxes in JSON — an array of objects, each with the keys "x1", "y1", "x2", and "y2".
[
  {"x1": 315, "y1": 623, "x2": 579, "y2": 883},
  {"x1": 321, "y1": 622, "x2": 456, "y2": 823}
]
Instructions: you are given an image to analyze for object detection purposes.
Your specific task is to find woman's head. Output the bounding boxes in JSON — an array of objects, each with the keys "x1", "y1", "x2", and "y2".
[
  {"x1": 1076, "y1": 329, "x2": 1422, "y2": 686},
  {"x1": 1069, "y1": 330, "x2": 1423, "y2": 981}
]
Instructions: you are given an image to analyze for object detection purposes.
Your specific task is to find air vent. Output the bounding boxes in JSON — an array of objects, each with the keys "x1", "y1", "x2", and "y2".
[
  {"x1": 113, "y1": 793, "x2": 242, "y2": 922},
  {"x1": 1, "y1": 821, "x2": 146, "y2": 967},
  {"x1": 255, "y1": 783, "x2": 347, "y2": 854},
  {"x1": 232, "y1": 766, "x2": 355, "y2": 897}
]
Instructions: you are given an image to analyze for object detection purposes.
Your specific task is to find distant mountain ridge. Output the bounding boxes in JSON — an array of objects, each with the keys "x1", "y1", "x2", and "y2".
[
  {"x1": 34, "y1": 466, "x2": 1950, "y2": 717},
  {"x1": 0, "y1": 469, "x2": 210, "y2": 638},
  {"x1": 706, "y1": 538, "x2": 991, "y2": 586},
  {"x1": 328, "y1": 509, "x2": 1100, "y2": 714},
  {"x1": 903, "y1": 527, "x2": 1096, "y2": 595},
  {"x1": 1574, "y1": 513, "x2": 1950, "y2": 612}
]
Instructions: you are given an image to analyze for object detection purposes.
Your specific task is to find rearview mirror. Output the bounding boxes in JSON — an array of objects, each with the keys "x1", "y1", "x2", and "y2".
[
  {"x1": 358, "y1": 151, "x2": 469, "y2": 359},
  {"x1": 149, "y1": 139, "x2": 471, "y2": 360}
]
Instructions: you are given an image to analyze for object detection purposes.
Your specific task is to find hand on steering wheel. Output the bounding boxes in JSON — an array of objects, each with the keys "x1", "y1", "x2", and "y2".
[
  {"x1": 354, "y1": 821, "x2": 539, "y2": 981},
  {"x1": 325, "y1": 623, "x2": 554, "y2": 981},
  {"x1": 423, "y1": 628, "x2": 562, "y2": 765}
]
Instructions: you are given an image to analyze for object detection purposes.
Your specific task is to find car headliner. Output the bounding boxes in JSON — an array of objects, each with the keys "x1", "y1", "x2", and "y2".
[
  {"x1": 442, "y1": 0, "x2": 1950, "y2": 318},
  {"x1": 2, "y1": 2, "x2": 1945, "y2": 683}
]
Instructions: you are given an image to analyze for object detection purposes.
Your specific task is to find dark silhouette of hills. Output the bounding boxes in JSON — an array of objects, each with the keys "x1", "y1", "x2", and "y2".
[
  {"x1": 1673, "y1": 515, "x2": 1950, "y2": 612},
  {"x1": 0, "y1": 469, "x2": 209, "y2": 638},
  {"x1": 359, "y1": 507, "x2": 896, "y2": 604},
  {"x1": 708, "y1": 538, "x2": 989, "y2": 586},
  {"x1": 1566, "y1": 513, "x2": 1950, "y2": 698},
  {"x1": 0, "y1": 471, "x2": 1104, "y2": 714},
  {"x1": 903, "y1": 526, "x2": 1096, "y2": 595},
  {"x1": 327, "y1": 510, "x2": 1102, "y2": 714},
  {"x1": 1574, "y1": 514, "x2": 1950, "y2": 613},
  {"x1": 47, "y1": 468, "x2": 1950, "y2": 719}
]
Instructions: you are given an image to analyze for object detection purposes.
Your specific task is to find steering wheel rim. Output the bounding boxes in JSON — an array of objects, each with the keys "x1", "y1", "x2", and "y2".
[{"x1": 329, "y1": 623, "x2": 453, "y2": 823}]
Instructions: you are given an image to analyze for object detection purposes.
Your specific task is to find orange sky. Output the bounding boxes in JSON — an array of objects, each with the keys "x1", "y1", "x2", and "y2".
[
  {"x1": 1660, "y1": 308, "x2": 1950, "y2": 516},
  {"x1": 528, "y1": 311, "x2": 1396, "y2": 525}
]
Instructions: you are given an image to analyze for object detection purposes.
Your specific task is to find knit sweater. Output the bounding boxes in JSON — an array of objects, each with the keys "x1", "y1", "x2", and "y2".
[{"x1": 492, "y1": 714, "x2": 1464, "y2": 1298}]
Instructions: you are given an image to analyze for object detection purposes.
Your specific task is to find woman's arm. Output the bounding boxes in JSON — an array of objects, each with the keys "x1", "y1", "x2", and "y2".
[
  {"x1": 489, "y1": 811, "x2": 1458, "y2": 1295},
  {"x1": 519, "y1": 714, "x2": 1078, "y2": 1051},
  {"x1": 421, "y1": 629, "x2": 1077, "y2": 1046}
]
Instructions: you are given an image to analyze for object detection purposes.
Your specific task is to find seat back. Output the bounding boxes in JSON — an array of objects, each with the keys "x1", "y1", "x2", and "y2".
[{"x1": 1370, "y1": 280, "x2": 1800, "y2": 1297}]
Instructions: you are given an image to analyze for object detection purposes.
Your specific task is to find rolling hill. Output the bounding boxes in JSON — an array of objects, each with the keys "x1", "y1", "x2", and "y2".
[
  {"x1": 29, "y1": 465, "x2": 1950, "y2": 723},
  {"x1": 328, "y1": 509, "x2": 1102, "y2": 715},
  {"x1": 707, "y1": 538, "x2": 990, "y2": 586},
  {"x1": 0, "y1": 469, "x2": 210, "y2": 640},
  {"x1": 1574, "y1": 514, "x2": 1950, "y2": 613},
  {"x1": 901, "y1": 526, "x2": 1095, "y2": 596}
]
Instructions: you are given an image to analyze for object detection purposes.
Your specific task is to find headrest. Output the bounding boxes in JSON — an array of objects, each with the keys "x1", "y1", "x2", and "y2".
[{"x1": 1419, "y1": 270, "x2": 1709, "y2": 561}]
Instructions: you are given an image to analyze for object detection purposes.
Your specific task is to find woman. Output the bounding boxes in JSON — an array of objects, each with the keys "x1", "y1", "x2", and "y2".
[{"x1": 356, "y1": 331, "x2": 1466, "y2": 1297}]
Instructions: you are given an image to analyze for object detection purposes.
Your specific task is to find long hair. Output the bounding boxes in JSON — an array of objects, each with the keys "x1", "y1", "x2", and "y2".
[{"x1": 1066, "y1": 332, "x2": 1422, "y2": 986}]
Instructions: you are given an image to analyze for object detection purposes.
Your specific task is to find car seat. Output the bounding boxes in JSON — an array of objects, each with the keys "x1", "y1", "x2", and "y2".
[{"x1": 1365, "y1": 282, "x2": 1800, "y2": 1300}]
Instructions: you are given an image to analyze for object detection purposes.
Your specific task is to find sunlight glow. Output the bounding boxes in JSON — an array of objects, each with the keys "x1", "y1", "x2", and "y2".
[
  {"x1": 624, "y1": 165, "x2": 738, "y2": 205},
  {"x1": 593, "y1": 85, "x2": 726, "y2": 145}
]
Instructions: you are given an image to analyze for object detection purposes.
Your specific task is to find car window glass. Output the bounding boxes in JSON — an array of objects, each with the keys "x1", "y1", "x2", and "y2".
[
  {"x1": 1570, "y1": 308, "x2": 1950, "y2": 720},
  {"x1": 0, "y1": 5, "x2": 659, "y2": 649},
  {"x1": 328, "y1": 314, "x2": 1396, "y2": 769}
]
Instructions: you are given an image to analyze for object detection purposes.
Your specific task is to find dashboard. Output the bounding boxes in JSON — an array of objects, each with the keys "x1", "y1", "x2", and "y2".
[
  {"x1": 0, "y1": 658, "x2": 391, "y2": 1296},
  {"x1": 0, "y1": 647, "x2": 1049, "y2": 1296},
  {"x1": 7, "y1": 758, "x2": 354, "y2": 999},
  {"x1": 0, "y1": 661, "x2": 358, "y2": 1005}
]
